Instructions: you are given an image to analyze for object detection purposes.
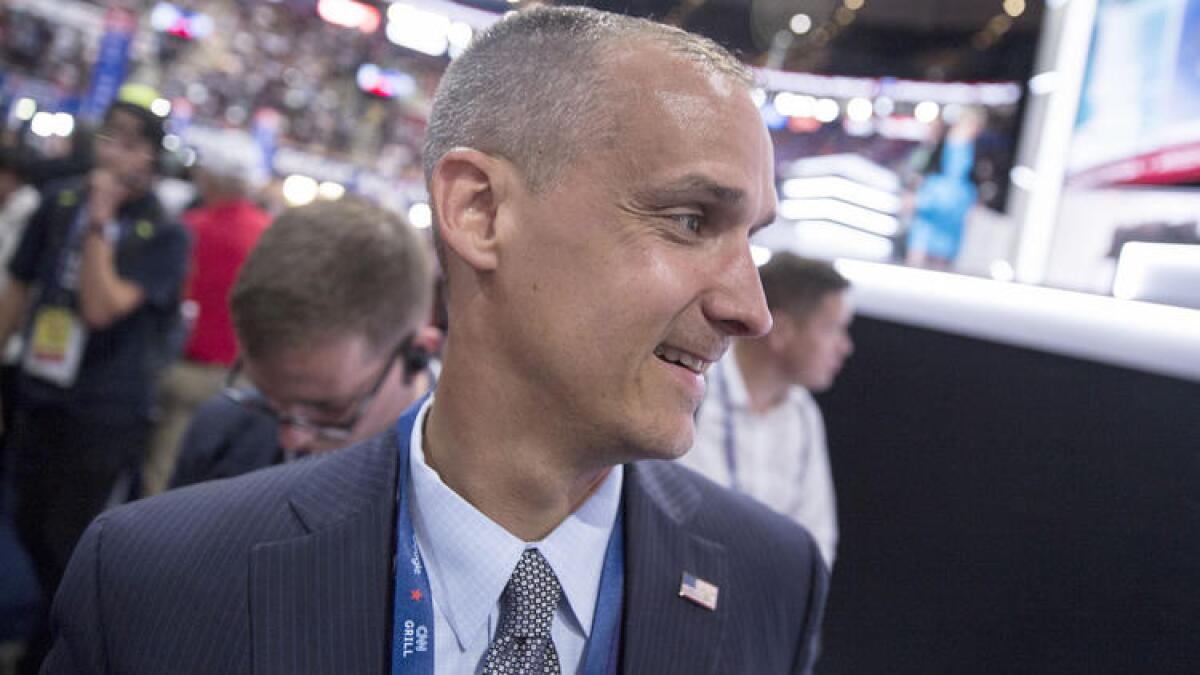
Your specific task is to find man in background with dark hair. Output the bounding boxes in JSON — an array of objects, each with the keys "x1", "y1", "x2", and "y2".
[
  {"x1": 169, "y1": 197, "x2": 438, "y2": 488},
  {"x1": 0, "y1": 85, "x2": 190, "y2": 674},
  {"x1": 45, "y1": 8, "x2": 826, "y2": 673},
  {"x1": 681, "y1": 253, "x2": 853, "y2": 569}
]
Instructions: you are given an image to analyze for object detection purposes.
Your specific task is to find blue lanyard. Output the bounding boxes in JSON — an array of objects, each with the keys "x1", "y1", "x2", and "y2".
[
  {"x1": 390, "y1": 405, "x2": 625, "y2": 675},
  {"x1": 48, "y1": 209, "x2": 93, "y2": 296},
  {"x1": 717, "y1": 361, "x2": 740, "y2": 493}
]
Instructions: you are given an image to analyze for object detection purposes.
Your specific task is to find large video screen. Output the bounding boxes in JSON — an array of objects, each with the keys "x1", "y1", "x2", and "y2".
[{"x1": 1067, "y1": 0, "x2": 1200, "y2": 186}]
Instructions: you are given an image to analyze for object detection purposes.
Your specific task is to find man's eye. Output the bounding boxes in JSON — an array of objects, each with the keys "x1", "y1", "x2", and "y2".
[{"x1": 672, "y1": 214, "x2": 702, "y2": 233}]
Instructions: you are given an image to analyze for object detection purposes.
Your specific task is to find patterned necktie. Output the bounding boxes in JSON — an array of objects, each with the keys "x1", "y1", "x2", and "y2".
[{"x1": 482, "y1": 548, "x2": 562, "y2": 675}]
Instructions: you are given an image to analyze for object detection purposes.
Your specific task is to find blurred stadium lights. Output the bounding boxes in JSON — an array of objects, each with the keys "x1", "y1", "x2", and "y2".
[
  {"x1": 318, "y1": 181, "x2": 347, "y2": 200},
  {"x1": 814, "y1": 98, "x2": 840, "y2": 123},
  {"x1": 408, "y1": 202, "x2": 433, "y2": 229},
  {"x1": 782, "y1": 175, "x2": 902, "y2": 213},
  {"x1": 789, "y1": 13, "x2": 812, "y2": 35},
  {"x1": 757, "y1": 68, "x2": 1022, "y2": 106},
  {"x1": 846, "y1": 97, "x2": 873, "y2": 122},
  {"x1": 150, "y1": 2, "x2": 215, "y2": 40},
  {"x1": 793, "y1": 220, "x2": 894, "y2": 261},
  {"x1": 356, "y1": 64, "x2": 417, "y2": 98},
  {"x1": 774, "y1": 92, "x2": 816, "y2": 117},
  {"x1": 318, "y1": 0, "x2": 382, "y2": 33},
  {"x1": 29, "y1": 112, "x2": 75, "y2": 138},
  {"x1": 151, "y1": 98, "x2": 172, "y2": 117},
  {"x1": 913, "y1": 100, "x2": 940, "y2": 123},
  {"x1": 282, "y1": 175, "x2": 319, "y2": 207},
  {"x1": 387, "y1": 4, "x2": 451, "y2": 56},
  {"x1": 780, "y1": 197, "x2": 900, "y2": 236},
  {"x1": 385, "y1": 0, "x2": 498, "y2": 57},
  {"x1": 14, "y1": 98, "x2": 37, "y2": 121},
  {"x1": 53, "y1": 112, "x2": 74, "y2": 137},
  {"x1": 788, "y1": 153, "x2": 901, "y2": 192}
]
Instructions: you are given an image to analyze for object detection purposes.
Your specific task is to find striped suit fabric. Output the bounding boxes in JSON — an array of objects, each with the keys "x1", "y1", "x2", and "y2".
[{"x1": 44, "y1": 408, "x2": 827, "y2": 674}]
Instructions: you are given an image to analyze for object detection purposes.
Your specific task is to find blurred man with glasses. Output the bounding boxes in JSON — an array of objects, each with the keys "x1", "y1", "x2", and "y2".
[{"x1": 169, "y1": 197, "x2": 437, "y2": 488}]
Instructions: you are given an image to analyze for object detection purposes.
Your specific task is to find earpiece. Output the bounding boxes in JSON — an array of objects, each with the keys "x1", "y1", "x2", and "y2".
[{"x1": 401, "y1": 341, "x2": 431, "y2": 384}]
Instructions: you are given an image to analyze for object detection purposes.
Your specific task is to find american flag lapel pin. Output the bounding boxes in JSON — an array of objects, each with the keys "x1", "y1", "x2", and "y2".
[{"x1": 679, "y1": 572, "x2": 719, "y2": 611}]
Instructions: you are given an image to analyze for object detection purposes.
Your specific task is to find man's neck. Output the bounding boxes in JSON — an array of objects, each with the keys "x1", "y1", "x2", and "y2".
[
  {"x1": 422, "y1": 357, "x2": 612, "y2": 542},
  {"x1": 733, "y1": 341, "x2": 790, "y2": 414}
]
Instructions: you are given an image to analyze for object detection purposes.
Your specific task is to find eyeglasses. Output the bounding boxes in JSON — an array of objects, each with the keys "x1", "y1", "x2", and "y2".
[{"x1": 222, "y1": 337, "x2": 412, "y2": 441}]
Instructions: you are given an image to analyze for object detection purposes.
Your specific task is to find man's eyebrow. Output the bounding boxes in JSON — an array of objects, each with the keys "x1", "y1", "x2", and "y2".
[{"x1": 634, "y1": 174, "x2": 747, "y2": 206}]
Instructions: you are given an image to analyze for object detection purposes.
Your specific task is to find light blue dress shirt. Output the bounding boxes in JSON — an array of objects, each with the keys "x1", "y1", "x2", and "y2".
[{"x1": 406, "y1": 397, "x2": 624, "y2": 674}]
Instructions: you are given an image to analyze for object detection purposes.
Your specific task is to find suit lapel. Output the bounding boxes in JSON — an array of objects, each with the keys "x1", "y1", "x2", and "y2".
[
  {"x1": 249, "y1": 429, "x2": 403, "y2": 675},
  {"x1": 620, "y1": 462, "x2": 729, "y2": 674}
]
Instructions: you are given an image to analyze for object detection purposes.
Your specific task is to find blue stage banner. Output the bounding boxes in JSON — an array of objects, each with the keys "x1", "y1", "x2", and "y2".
[{"x1": 80, "y1": 7, "x2": 138, "y2": 124}]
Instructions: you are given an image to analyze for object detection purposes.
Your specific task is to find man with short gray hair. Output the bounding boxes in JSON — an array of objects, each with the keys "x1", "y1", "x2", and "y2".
[
  {"x1": 45, "y1": 8, "x2": 826, "y2": 674},
  {"x1": 143, "y1": 131, "x2": 272, "y2": 495}
]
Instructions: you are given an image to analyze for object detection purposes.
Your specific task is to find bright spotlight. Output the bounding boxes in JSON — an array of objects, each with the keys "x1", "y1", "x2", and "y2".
[
  {"x1": 282, "y1": 175, "x2": 319, "y2": 207},
  {"x1": 318, "y1": 181, "x2": 346, "y2": 201},
  {"x1": 52, "y1": 112, "x2": 75, "y2": 137},
  {"x1": 386, "y1": 3, "x2": 451, "y2": 56},
  {"x1": 408, "y1": 202, "x2": 433, "y2": 229},
  {"x1": 15, "y1": 98, "x2": 37, "y2": 121},
  {"x1": 914, "y1": 100, "x2": 940, "y2": 124},
  {"x1": 814, "y1": 98, "x2": 840, "y2": 123},
  {"x1": 1003, "y1": 0, "x2": 1026, "y2": 17},
  {"x1": 30, "y1": 112, "x2": 55, "y2": 138},
  {"x1": 151, "y1": 98, "x2": 172, "y2": 117},
  {"x1": 774, "y1": 92, "x2": 817, "y2": 118},
  {"x1": 846, "y1": 97, "x2": 873, "y2": 122},
  {"x1": 789, "y1": 13, "x2": 812, "y2": 35}
]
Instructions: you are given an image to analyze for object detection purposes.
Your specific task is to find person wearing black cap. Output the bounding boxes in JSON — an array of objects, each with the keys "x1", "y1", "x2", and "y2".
[{"x1": 0, "y1": 85, "x2": 190, "y2": 674}]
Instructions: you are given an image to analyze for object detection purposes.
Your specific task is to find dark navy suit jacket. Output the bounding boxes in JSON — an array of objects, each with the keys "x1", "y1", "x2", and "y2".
[{"x1": 44, "y1": 407, "x2": 828, "y2": 674}]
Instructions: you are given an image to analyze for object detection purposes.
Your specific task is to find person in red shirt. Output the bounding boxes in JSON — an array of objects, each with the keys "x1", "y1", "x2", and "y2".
[{"x1": 144, "y1": 130, "x2": 270, "y2": 495}]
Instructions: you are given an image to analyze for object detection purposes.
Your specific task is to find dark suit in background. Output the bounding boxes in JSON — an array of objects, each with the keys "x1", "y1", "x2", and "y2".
[
  {"x1": 168, "y1": 396, "x2": 278, "y2": 488},
  {"x1": 45, "y1": 418, "x2": 827, "y2": 674}
]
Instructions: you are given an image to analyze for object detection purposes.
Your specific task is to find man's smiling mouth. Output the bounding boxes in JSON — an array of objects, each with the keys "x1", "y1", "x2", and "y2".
[{"x1": 653, "y1": 344, "x2": 713, "y2": 375}]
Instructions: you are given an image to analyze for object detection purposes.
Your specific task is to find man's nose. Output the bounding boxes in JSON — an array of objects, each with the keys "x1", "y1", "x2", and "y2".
[{"x1": 704, "y1": 244, "x2": 773, "y2": 338}]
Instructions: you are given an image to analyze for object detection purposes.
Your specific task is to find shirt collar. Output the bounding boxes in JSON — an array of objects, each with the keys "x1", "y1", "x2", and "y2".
[{"x1": 407, "y1": 397, "x2": 623, "y2": 652}]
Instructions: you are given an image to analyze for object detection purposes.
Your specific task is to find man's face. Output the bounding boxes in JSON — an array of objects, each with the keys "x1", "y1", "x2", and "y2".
[
  {"x1": 492, "y1": 44, "x2": 777, "y2": 463},
  {"x1": 94, "y1": 109, "x2": 156, "y2": 190},
  {"x1": 241, "y1": 334, "x2": 421, "y2": 454},
  {"x1": 770, "y1": 290, "x2": 855, "y2": 393}
]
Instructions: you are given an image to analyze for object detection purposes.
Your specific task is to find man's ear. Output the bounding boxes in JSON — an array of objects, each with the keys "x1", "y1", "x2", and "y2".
[{"x1": 429, "y1": 148, "x2": 513, "y2": 272}]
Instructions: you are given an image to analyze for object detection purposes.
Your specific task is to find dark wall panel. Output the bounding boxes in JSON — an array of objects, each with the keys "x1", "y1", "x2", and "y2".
[{"x1": 817, "y1": 317, "x2": 1200, "y2": 674}]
